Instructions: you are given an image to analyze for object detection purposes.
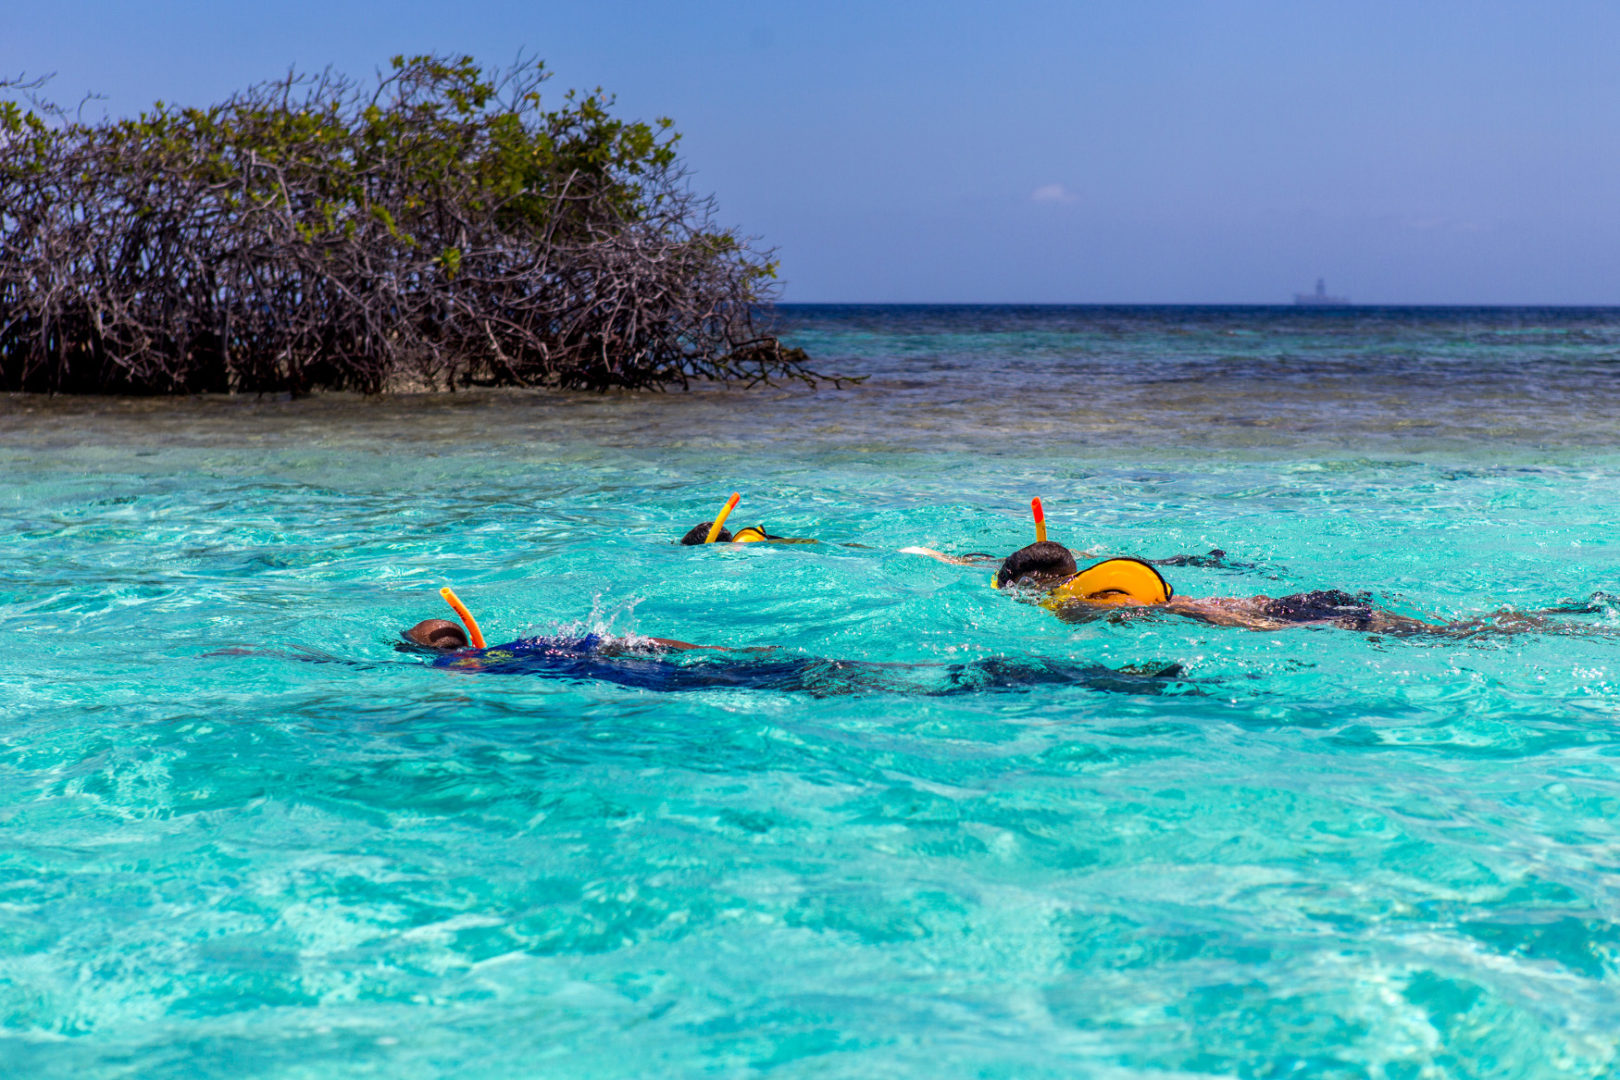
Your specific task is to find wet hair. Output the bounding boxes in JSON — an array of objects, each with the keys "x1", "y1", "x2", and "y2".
[
  {"x1": 403, "y1": 618, "x2": 470, "y2": 652},
  {"x1": 680, "y1": 522, "x2": 733, "y2": 545},
  {"x1": 996, "y1": 541, "x2": 1078, "y2": 589}
]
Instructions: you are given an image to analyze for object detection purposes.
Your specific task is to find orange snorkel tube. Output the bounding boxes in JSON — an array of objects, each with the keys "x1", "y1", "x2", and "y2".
[
  {"x1": 439, "y1": 586, "x2": 486, "y2": 650},
  {"x1": 704, "y1": 493, "x2": 741, "y2": 544},
  {"x1": 993, "y1": 497, "x2": 1053, "y2": 589}
]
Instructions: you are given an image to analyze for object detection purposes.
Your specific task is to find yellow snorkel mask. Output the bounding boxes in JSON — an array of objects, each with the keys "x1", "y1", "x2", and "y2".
[
  {"x1": 726, "y1": 523, "x2": 816, "y2": 544},
  {"x1": 1046, "y1": 557, "x2": 1173, "y2": 606}
]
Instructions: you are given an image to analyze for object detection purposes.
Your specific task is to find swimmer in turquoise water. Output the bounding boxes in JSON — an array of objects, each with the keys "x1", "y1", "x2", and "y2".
[
  {"x1": 987, "y1": 541, "x2": 1606, "y2": 637},
  {"x1": 679, "y1": 522, "x2": 811, "y2": 545},
  {"x1": 399, "y1": 619, "x2": 1186, "y2": 696},
  {"x1": 679, "y1": 492, "x2": 815, "y2": 545}
]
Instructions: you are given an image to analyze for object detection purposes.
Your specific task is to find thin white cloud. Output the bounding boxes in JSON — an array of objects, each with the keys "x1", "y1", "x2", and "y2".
[{"x1": 1030, "y1": 183, "x2": 1073, "y2": 204}]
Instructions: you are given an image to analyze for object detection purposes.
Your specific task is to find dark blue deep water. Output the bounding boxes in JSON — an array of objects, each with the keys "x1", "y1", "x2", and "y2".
[{"x1": 3, "y1": 306, "x2": 1620, "y2": 1077}]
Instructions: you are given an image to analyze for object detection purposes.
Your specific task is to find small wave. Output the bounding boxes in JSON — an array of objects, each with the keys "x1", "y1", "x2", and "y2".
[{"x1": 521, "y1": 592, "x2": 653, "y2": 648}]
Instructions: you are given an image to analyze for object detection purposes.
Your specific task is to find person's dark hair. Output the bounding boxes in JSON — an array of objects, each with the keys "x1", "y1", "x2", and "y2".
[
  {"x1": 996, "y1": 541, "x2": 1078, "y2": 589},
  {"x1": 680, "y1": 522, "x2": 733, "y2": 545},
  {"x1": 403, "y1": 618, "x2": 470, "y2": 652}
]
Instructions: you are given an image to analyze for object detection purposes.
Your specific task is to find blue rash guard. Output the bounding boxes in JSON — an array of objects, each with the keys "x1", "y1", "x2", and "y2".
[{"x1": 431, "y1": 635, "x2": 1186, "y2": 697}]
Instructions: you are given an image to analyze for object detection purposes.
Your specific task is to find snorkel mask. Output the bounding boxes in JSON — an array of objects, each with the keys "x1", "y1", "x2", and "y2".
[{"x1": 1047, "y1": 558, "x2": 1173, "y2": 606}]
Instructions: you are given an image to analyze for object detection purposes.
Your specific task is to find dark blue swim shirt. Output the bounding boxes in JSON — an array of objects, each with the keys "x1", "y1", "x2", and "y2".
[{"x1": 431, "y1": 635, "x2": 1185, "y2": 697}]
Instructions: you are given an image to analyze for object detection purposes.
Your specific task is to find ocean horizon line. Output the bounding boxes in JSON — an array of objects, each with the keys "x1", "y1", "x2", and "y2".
[{"x1": 776, "y1": 300, "x2": 1620, "y2": 310}]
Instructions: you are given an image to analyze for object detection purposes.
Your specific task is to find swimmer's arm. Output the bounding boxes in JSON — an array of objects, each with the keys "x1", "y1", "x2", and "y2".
[
  {"x1": 900, "y1": 547, "x2": 997, "y2": 566},
  {"x1": 635, "y1": 637, "x2": 776, "y2": 653},
  {"x1": 644, "y1": 637, "x2": 751, "y2": 654},
  {"x1": 644, "y1": 637, "x2": 711, "y2": 651},
  {"x1": 1163, "y1": 597, "x2": 1289, "y2": 631}
]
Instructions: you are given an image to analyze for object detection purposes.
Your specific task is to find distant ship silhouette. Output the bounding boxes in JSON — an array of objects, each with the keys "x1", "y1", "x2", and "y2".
[{"x1": 1294, "y1": 278, "x2": 1350, "y2": 306}]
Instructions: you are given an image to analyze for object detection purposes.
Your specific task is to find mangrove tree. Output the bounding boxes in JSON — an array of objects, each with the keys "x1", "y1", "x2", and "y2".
[{"x1": 0, "y1": 55, "x2": 824, "y2": 394}]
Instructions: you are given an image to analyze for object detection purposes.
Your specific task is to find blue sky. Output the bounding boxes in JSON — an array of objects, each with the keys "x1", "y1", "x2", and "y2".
[{"x1": 5, "y1": 1, "x2": 1617, "y2": 303}]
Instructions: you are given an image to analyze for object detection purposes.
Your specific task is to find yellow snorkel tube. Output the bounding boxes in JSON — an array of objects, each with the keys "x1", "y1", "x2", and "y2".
[
  {"x1": 1046, "y1": 558, "x2": 1173, "y2": 606},
  {"x1": 704, "y1": 493, "x2": 741, "y2": 544},
  {"x1": 439, "y1": 586, "x2": 487, "y2": 649}
]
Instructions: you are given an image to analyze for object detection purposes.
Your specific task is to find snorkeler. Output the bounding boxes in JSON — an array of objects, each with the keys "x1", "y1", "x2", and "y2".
[
  {"x1": 679, "y1": 522, "x2": 809, "y2": 545},
  {"x1": 679, "y1": 492, "x2": 815, "y2": 546},
  {"x1": 989, "y1": 540, "x2": 1601, "y2": 637},
  {"x1": 399, "y1": 616, "x2": 1185, "y2": 696},
  {"x1": 400, "y1": 596, "x2": 1185, "y2": 697}
]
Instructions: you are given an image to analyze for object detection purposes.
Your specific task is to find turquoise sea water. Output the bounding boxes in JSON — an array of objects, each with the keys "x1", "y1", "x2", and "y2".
[{"x1": 4, "y1": 305, "x2": 1620, "y2": 1077}]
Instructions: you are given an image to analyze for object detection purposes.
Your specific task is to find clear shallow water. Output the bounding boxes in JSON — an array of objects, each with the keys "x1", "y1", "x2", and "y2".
[{"x1": 3, "y1": 306, "x2": 1620, "y2": 1077}]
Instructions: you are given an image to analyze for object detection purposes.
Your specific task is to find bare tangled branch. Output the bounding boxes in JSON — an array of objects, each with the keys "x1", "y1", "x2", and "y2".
[{"x1": 0, "y1": 56, "x2": 845, "y2": 395}]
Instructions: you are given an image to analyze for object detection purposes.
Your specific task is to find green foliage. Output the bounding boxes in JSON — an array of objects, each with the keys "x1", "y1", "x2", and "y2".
[{"x1": 0, "y1": 56, "x2": 827, "y2": 394}]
